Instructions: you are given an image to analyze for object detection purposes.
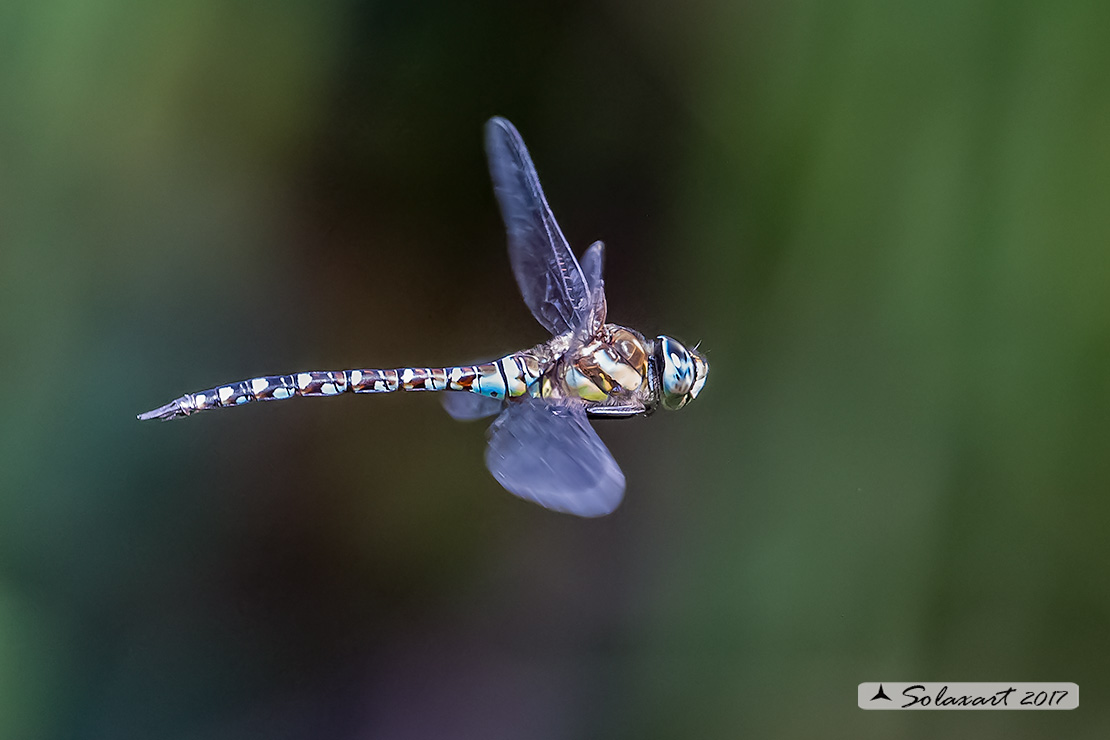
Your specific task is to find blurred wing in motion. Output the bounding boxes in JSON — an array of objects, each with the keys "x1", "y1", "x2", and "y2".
[
  {"x1": 442, "y1": 391, "x2": 504, "y2": 421},
  {"x1": 485, "y1": 397, "x2": 625, "y2": 517},
  {"x1": 580, "y1": 240, "x2": 605, "y2": 295},
  {"x1": 578, "y1": 240, "x2": 608, "y2": 337},
  {"x1": 485, "y1": 117, "x2": 590, "y2": 336}
]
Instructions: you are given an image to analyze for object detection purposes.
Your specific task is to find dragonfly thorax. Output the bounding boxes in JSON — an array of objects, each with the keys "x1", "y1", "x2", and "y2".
[{"x1": 546, "y1": 325, "x2": 651, "y2": 405}]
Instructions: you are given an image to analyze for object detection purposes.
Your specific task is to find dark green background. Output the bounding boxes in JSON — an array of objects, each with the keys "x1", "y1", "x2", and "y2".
[{"x1": 2, "y1": 1, "x2": 1107, "y2": 738}]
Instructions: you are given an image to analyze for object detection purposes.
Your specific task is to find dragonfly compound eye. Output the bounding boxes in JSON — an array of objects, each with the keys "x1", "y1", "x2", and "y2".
[{"x1": 655, "y1": 335, "x2": 703, "y2": 410}]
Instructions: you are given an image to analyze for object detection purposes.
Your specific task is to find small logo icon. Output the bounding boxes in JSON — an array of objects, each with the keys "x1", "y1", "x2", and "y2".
[{"x1": 870, "y1": 684, "x2": 892, "y2": 702}]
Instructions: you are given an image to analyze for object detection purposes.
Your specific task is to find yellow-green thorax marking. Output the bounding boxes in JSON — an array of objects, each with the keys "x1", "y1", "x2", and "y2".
[{"x1": 545, "y1": 326, "x2": 650, "y2": 403}]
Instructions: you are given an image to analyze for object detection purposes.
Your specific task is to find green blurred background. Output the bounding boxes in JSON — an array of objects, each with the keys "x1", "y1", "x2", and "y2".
[{"x1": 2, "y1": 1, "x2": 1108, "y2": 738}]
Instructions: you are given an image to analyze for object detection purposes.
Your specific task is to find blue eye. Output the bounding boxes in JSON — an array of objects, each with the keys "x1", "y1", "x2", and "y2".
[{"x1": 656, "y1": 336, "x2": 697, "y2": 410}]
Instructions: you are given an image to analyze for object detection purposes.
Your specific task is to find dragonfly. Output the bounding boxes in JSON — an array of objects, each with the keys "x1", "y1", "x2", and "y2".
[{"x1": 139, "y1": 117, "x2": 708, "y2": 517}]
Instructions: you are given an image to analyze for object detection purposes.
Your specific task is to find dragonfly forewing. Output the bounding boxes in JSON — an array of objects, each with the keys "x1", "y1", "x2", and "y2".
[{"x1": 486, "y1": 117, "x2": 591, "y2": 337}]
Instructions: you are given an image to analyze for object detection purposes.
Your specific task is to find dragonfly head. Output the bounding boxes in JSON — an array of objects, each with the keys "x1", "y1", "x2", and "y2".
[{"x1": 654, "y1": 336, "x2": 709, "y2": 411}]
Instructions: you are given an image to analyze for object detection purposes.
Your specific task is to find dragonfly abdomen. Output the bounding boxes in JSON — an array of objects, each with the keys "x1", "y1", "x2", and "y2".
[
  {"x1": 137, "y1": 354, "x2": 544, "y2": 421},
  {"x1": 356, "y1": 355, "x2": 542, "y2": 398}
]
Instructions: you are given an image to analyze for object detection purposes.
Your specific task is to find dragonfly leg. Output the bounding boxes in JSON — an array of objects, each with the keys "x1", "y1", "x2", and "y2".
[{"x1": 586, "y1": 403, "x2": 649, "y2": 419}]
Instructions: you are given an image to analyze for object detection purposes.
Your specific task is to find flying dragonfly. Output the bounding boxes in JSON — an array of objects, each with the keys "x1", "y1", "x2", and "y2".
[{"x1": 139, "y1": 117, "x2": 708, "y2": 517}]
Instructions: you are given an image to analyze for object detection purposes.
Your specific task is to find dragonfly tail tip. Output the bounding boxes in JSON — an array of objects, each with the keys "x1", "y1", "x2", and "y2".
[{"x1": 137, "y1": 400, "x2": 185, "y2": 421}]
